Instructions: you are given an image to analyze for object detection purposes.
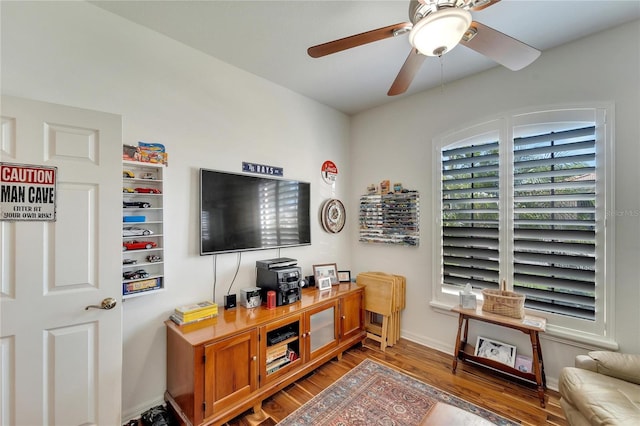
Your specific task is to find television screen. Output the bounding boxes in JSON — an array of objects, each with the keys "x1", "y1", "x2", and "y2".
[{"x1": 199, "y1": 169, "x2": 311, "y2": 255}]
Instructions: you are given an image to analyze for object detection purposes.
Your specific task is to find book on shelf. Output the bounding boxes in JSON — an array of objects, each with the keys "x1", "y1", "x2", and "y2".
[
  {"x1": 266, "y1": 343, "x2": 288, "y2": 364},
  {"x1": 123, "y1": 278, "x2": 161, "y2": 295},
  {"x1": 515, "y1": 355, "x2": 533, "y2": 373},
  {"x1": 266, "y1": 348, "x2": 299, "y2": 374},
  {"x1": 266, "y1": 356, "x2": 291, "y2": 374},
  {"x1": 169, "y1": 313, "x2": 216, "y2": 326}
]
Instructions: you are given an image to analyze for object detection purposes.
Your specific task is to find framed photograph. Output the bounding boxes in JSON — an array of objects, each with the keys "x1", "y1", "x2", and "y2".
[
  {"x1": 313, "y1": 263, "x2": 339, "y2": 285},
  {"x1": 515, "y1": 355, "x2": 533, "y2": 373},
  {"x1": 474, "y1": 336, "x2": 516, "y2": 367},
  {"x1": 317, "y1": 276, "x2": 332, "y2": 291},
  {"x1": 338, "y1": 270, "x2": 351, "y2": 282}
]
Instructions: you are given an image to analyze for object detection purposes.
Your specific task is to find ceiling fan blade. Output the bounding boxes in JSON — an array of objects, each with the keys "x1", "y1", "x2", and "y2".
[
  {"x1": 471, "y1": 0, "x2": 501, "y2": 11},
  {"x1": 388, "y1": 48, "x2": 426, "y2": 96},
  {"x1": 308, "y1": 22, "x2": 412, "y2": 58},
  {"x1": 460, "y1": 21, "x2": 541, "y2": 71}
]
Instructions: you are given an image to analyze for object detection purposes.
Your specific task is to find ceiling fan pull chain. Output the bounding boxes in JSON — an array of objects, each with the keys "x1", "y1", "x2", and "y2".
[{"x1": 439, "y1": 55, "x2": 445, "y2": 92}]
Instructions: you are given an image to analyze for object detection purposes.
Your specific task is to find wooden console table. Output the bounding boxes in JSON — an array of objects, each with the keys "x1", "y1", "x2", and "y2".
[
  {"x1": 451, "y1": 306, "x2": 547, "y2": 407},
  {"x1": 165, "y1": 284, "x2": 365, "y2": 426}
]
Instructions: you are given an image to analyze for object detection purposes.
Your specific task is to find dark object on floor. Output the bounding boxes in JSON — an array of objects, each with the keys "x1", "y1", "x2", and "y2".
[{"x1": 141, "y1": 405, "x2": 176, "y2": 426}]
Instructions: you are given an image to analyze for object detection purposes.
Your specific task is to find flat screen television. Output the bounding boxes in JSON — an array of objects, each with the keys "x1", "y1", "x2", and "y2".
[{"x1": 199, "y1": 169, "x2": 311, "y2": 255}]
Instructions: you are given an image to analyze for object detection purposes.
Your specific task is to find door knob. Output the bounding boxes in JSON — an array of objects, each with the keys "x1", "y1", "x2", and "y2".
[{"x1": 85, "y1": 297, "x2": 117, "y2": 311}]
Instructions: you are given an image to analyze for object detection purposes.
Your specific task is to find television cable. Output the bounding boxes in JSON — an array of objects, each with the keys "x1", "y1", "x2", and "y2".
[
  {"x1": 227, "y1": 252, "x2": 242, "y2": 295},
  {"x1": 212, "y1": 255, "x2": 217, "y2": 302}
]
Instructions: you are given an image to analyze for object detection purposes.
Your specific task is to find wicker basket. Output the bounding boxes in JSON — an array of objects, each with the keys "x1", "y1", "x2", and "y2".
[{"x1": 481, "y1": 288, "x2": 525, "y2": 319}]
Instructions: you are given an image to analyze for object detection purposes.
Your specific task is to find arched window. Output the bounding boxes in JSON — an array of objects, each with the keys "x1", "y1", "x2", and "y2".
[{"x1": 433, "y1": 106, "x2": 614, "y2": 344}]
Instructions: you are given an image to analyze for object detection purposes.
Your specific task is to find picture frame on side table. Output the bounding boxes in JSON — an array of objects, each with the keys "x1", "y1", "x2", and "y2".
[
  {"x1": 317, "y1": 276, "x2": 332, "y2": 291},
  {"x1": 515, "y1": 354, "x2": 533, "y2": 373},
  {"x1": 313, "y1": 263, "x2": 339, "y2": 285},
  {"x1": 338, "y1": 270, "x2": 351, "y2": 282},
  {"x1": 474, "y1": 336, "x2": 516, "y2": 367}
]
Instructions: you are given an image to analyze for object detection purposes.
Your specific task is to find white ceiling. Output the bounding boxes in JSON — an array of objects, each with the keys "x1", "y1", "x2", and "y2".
[{"x1": 92, "y1": 0, "x2": 640, "y2": 115}]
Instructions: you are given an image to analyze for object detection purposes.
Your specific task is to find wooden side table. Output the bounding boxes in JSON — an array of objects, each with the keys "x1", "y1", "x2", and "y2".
[{"x1": 451, "y1": 306, "x2": 547, "y2": 407}]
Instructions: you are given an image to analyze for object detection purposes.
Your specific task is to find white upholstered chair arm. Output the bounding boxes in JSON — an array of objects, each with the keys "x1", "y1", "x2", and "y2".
[
  {"x1": 582, "y1": 351, "x2": 640, "y2": 385},
  {"x1": 574, "y1": 354, "x2": 598, "y2": 372}
]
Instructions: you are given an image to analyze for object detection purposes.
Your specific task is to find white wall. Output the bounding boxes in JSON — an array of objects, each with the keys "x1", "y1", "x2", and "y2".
[
  {"x1": 1, "y1": 1, "x2": 352, "y2": 420},
  {"x1": 350, "y1": 20, "x2": 640, "y2": 388},
  {"x1": 3, "y1": 0, "x2": 640, "y2": 421}
]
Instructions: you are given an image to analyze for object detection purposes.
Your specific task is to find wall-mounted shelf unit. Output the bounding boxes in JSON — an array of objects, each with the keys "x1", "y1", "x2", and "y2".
[
  {"x1": 359, "y1": 192, "x2": 419, "y2": 247},
  {"x1": 122, "y1": 160, "x2": 165, "y2": 298}
]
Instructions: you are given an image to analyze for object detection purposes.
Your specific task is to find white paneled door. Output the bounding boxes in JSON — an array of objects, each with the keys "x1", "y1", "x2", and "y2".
[{"x1": 0, "y1": 96, "x2": 123, "y2": 425}]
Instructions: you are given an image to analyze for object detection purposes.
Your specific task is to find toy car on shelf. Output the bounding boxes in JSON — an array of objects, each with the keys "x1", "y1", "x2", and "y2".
[
  {"x1": 135, "y1": 187, "x2": 161, "y2": 194},
  {"x1": 123, "y1": 187, "x2": 134, "y2": 193},
  {"x1": 123, "y1": 170, "x2": 134, "y2": 178},
  {"x1": 123, "y1": 241, "x2": 157, "y2": 251},
  {"x1": 123, "y1": 269, "x2": 150, "y2": 281},
  {"x1": 146, "y1": 255, "x2": 162, "y2": 263},
  {"x1": 123, "y1": 271, "x2": 137, "y2": 280},
  {"x1": 139, "y1": 172, "x2": 156, "y2": 180},
  {"x1": 123, "y1": 271, "x2": 140, "y2": 280},
  {"x1": 123, "y1": 201, "x2": 151, "y2": 208},
  {"x1": 123, "y1": 227, "x2": 154, "y2": 237},
  {"x1": 123, "y1": 258, "x2": 137, "y2": 265}
]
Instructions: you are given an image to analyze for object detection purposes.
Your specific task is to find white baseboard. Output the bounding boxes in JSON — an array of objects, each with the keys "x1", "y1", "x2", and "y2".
[
  {"x1": 122, "y1": 395, "x2": 166, "y2": 425},
  {"x1": 401, "y1": 329, "x2": 454, "y2": 355}
]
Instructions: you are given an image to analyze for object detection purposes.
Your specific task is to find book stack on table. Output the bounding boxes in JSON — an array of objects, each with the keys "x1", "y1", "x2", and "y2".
[{"x1": 170, "y1": 301, "x2": 218, "y2": 325}]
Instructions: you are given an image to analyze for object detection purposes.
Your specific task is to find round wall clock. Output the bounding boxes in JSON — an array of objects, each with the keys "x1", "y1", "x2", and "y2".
[{"x1": 321, "y1": 199, "x2": 346, "y2": 233}]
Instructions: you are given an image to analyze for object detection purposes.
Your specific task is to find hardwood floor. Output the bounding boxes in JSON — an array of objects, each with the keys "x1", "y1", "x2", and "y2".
[{"x1": 226, "y1": 338, "x2": 568, "y2": 426}]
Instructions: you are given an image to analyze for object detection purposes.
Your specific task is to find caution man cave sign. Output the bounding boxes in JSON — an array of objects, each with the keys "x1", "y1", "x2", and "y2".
[{"x1": 1, "y1": 163, "x2": 57, "y2": 221}]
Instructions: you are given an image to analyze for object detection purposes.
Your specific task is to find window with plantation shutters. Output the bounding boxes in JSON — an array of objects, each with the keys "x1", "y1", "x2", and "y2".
[
  {"x1": 513, "y1": 126, "x2": 596, "y2": 320},
  {"x1": 434, "y1": 107, "x2": 611, "y2": 335},
  {"x1": 442, "y1": 141, "x2": 501, "y2": 291}
]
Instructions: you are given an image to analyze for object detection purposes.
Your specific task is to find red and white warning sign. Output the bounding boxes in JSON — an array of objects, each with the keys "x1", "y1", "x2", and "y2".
[
  {"x1": 1, "y1": 162, "x2": 57, "y2": 221},
  {"x1": 321, "y1": 160, "x2": 338, "y2": 184}
]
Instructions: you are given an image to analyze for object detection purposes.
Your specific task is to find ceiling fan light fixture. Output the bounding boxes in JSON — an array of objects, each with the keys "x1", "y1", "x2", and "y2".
[{"x1": 409, "y1": 8, "x2": 472, "y2": 56}]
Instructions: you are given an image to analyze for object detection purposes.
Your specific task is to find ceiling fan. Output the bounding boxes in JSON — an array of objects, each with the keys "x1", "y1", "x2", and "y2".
[{"x1": 307, "y1": 0, "x2": 541, "y2": 96}]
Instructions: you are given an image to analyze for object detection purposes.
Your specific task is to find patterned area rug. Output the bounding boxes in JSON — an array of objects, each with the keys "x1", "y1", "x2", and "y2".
[{"x1": 278, "y1": 359, "x2": 519, "y2": 425}]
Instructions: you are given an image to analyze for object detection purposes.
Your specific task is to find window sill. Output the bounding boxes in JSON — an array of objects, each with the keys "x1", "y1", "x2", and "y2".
[{"x1": 429, "y1": 300, "x2": 619, "y2": 351}]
